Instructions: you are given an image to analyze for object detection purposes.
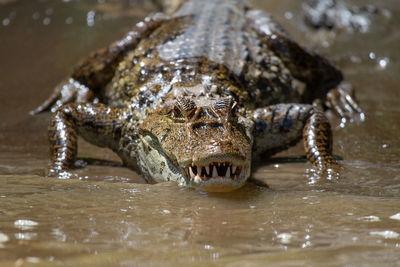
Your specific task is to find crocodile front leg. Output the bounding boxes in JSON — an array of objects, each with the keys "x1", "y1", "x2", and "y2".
[
  {"x1": 31, "y1": 13, "x2": 167, "y2": 115},
  {"x1": 246, "y1": 10, "x2": 363, "y2": 119},
  {"x1": 47, "y1": 103, "x2": 126, "y2": 177},
  {"x1": 252, "y1": 104, "x2": 338, "y2": 171}
]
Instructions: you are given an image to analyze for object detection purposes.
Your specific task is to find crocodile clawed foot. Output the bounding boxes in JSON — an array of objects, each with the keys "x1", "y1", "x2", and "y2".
[
  {"x1": 325, "y1": 82, "x2": 365, "y2": 125},
  {"x1": 307, "y1": 161, "x2": 344, "y2": 184},
  {"x1": 30, "y1": 78, "x2": 94, "y2": 115},
  {"x1": 46, "y1": 167, "x2": 76, "y2": 179}
]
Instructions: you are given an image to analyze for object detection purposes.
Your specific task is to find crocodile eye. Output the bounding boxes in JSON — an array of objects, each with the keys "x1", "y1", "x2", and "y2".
[
  {"x1": 213, "y1": 97, "x2": 233, "y2": 111},
  {"x1": 176, "y1": 97, "x2": 196, "y2": 112},
  {"x1": 172, "y1": 105, "x2": 184, "y2": 120},
  {"x1": 213, "y1": 97, "x2": 237, "y2": 119},
  {"x1": 175, "y1": 97, "x2": 197, "y2": 119}
]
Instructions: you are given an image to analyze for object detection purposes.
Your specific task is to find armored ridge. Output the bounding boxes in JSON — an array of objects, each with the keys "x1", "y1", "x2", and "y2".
[{"x1": 161, "y1": 0, "x2": 249, "y2": 76}]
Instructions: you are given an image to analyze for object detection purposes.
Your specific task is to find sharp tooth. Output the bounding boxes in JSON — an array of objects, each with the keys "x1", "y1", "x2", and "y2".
[
  {"x1": 225, "y1": 167, "x2": 230, "y2": 178},
  {"x1": 189, "y1": 167, "x2": 195, "y2": 178},
  {"x1": 205, "y1": 166, "x2": 209, "y2": 176},
  {"x1": 212, "y1": 165, "x2": 218, "y2": 177},
  {"x1": 232, "y1": 165, "x2": 237, "y2": 174},
  {"x1": 194, "y1": 175, "x2": 202, "y2": 183}
]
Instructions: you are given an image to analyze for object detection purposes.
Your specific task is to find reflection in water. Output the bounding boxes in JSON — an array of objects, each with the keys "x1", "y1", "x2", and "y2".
[{"x1": 0, "y1": 0, "x2": 400, "y2": 265}]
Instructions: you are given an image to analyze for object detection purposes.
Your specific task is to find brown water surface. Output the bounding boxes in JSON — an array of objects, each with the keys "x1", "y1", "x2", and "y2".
[{"x1": 0, "y1": 0, "x2": 399, "y2": 266}]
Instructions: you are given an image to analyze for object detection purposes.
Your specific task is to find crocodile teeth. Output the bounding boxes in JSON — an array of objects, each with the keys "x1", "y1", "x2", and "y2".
[
  {"x1": 231, "y1": 165, "x2": 237, "y2": 174},
  {"x1": 194, "y1": 175, "x2": 202, "y2": 183},
  {"x1": 225, "y1": 167, "x2": 230, "y2": 178},
  {"x1": 212, "y1": 166, "x2": 218, "y2": 177},
  {"x1": 189, "y1": 167, "x2": 195, "y2": 178},
  {"x1": 187, "y1": 162, "x2": 243, "y2": 181}
]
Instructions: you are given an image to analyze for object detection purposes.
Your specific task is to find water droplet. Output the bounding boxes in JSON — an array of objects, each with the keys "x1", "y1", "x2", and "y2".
[
  {"x1": 87, "y1": 10, "x2": 96, "y2": 27},
  {"x1": 14, "y1": 219, "x2": 39, "y2": 230},
  {"x1": 339, "y1": 117, "x2": 347, "y2": 128},
  {"x1": 390, "y1": 213, "x2": 400, "y2": 221},
  {"x1": 277, "y1": 233, "x2": 293, "y2": 244},
  {"x1": 162, "y1": 209, "x2": 171, "y2": 214},
  {"x1": 2, "y1": 18, "x2": 10, "y2": 26},
  {"x1": 369, "y1": 52, "x2": 376, "y2": 59},
  {"x1": 370, "y1": 230, "x2": 399, "y2": 239},
  {"x1": 382, "y1": 143, "x2": 389, "y2": 149},
  {"x1": 65, "y1": 17, "x2": 73, "y2": 24},
  {"x1": 204, "y1": 244, "x2": 213, "y2": 250},
  {"x1": 26, "y1": 257, "x2": 41, "y2": 263},
  {"x1": 378, "y1": 57, "x2": 389, "y2": 69},
  {"x1": 359, "y1": 215, "x2": 380, "y2": 222},
  {"x1": 302, "y1": 240, "x2": 312, "y2": 248},
  {"x1": 350, "y1": 55, "x2": 362, "y2": 63},
  {"x1": 32, "y1": 12, "x2": 40, "y2": 20},
  {"x1": 284, "y1": 12, "x2": 293, "y2": 20},
  {"x1": 43, "y1": 17, "x2": 51, "y2": 25},
  {"x1": 45, "y1": 8, "x2": 54, "y2": 16},
  {"x1": 14, "y1": 232, "x2": 38, "y2": 240},
  {"x1": 359, "y1": 112, "x2": 366, "y2": 121},
  {"x1": 0, "y1": 233, "x2": 9, "y2": 243}
]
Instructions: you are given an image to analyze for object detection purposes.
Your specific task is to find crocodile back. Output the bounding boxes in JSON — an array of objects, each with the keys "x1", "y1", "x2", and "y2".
[
  {"x1": 158, "y1": 0, "x2": 250, "y2": 76},
  {"x1": 107, "y1": 0, "x2": 301, "y2": 118}
]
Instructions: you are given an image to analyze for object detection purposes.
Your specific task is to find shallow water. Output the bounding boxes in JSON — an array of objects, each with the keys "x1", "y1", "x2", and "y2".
[{"x1": 0, "y1": 0, "x2": 399, "y2": 266}]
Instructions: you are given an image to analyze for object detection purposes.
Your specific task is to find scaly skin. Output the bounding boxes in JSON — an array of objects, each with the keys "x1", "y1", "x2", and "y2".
[{"x1": 34, "y1": 0, "x2": 362, "y2": 192}]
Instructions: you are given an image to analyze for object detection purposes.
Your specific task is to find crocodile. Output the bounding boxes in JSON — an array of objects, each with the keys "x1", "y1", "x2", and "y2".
[{"x1": 32, "y1": 0, "x2": 362, "y2": 192}]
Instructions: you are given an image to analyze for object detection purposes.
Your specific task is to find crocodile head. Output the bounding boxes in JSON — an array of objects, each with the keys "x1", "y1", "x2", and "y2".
[{"x1": 138, "y1": 96, "x2": 254, "y2": 192}]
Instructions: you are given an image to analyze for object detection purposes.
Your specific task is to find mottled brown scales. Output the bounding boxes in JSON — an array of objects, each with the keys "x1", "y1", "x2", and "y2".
[{"x1": 33, "y1": 0, "x2": 362, "y2": 191}]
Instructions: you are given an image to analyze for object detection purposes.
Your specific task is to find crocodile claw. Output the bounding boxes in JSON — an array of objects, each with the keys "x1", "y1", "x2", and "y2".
[
  {"x1": 306, "y1": 161, "x2": 344, "y2": 184},
  {"x1": 325, "y1": 82, "x2": 364, "y2": 123},
  {"x1": 30, "y1": 78, "x2": 94, "y2": 115}
]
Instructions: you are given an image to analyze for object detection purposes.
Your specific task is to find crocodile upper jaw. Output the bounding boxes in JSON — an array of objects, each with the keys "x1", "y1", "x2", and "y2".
[{"x1": 182, "y1": 159, "x2": 249, "y2": 191}]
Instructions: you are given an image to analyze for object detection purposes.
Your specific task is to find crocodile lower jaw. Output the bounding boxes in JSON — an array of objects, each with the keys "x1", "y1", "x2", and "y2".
[{"x1": 188, "y1": 174, "x2": 248, "y2": 192}]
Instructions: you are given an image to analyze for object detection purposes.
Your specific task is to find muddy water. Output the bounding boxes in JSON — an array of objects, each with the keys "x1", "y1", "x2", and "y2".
[{"x1": 0, "y1": 0, "x2": 399, "y2": 265}]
